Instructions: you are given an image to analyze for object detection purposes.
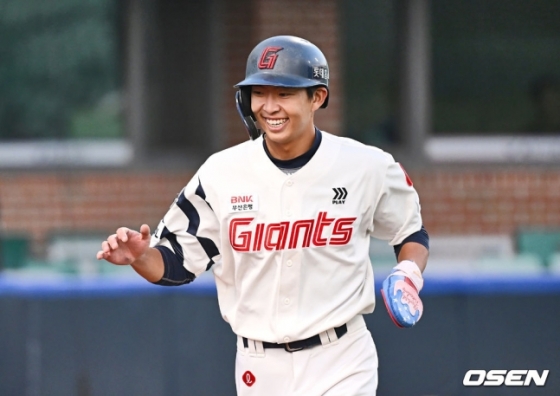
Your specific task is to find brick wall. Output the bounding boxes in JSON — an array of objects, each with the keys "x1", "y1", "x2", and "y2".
[
  {"x1": 2, "y1": 1, "x2": 560, "y2": 258},
  {"x1": 415, "y1": 169, "x2": 560, "y2": 235},
  {"x1": 1, "y1": 168, "x2": 560, "y2": 258},
  {"x1": 0, "y1": 172, "x2": 192, "y2": 257}
]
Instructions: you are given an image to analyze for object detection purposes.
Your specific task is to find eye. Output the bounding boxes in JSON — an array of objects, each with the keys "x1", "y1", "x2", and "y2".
[{"x1": 279, "y1": 91, "x2": 294, "y2": 97}]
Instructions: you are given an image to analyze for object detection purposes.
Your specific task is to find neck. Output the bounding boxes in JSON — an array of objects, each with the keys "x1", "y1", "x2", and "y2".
[{"x1": 264, "y1": 126, "x2": 316, "y2": 161}]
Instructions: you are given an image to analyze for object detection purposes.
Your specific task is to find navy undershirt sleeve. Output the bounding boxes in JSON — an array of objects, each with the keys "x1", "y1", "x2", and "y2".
[
  {"x1": 393, "y1": 225, "x2": 430, "y2": 259},
  {"x1": 152, "y1": 246, "x2": 196, "y2": 286}
]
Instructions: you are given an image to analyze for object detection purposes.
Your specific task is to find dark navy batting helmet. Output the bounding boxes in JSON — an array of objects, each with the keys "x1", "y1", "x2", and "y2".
[{"x1": 234, "y1": 35, "x2": 330, "y2": 139}]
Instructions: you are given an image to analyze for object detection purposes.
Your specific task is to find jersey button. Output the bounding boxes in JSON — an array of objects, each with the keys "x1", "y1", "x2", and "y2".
[
  {"x1": 284, "y1": 298, "x2": 290, "y2": 305},
  {"x1": 286, "y1": 180, "x2": 293, "y2": 186},
  {"x1": 283, "y1": 337, "x2": 290, "y2": 342},
  {"x1": 286, "y1": 211, "x2": 292, "y2": 217},
  {"x1": 286, "y1": 260, "x2": 293, "y2": 267}
]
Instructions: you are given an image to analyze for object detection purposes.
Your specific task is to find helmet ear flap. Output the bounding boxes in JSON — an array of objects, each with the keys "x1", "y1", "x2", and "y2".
[{"x1": 235, "y1": 88, "x2": 261, "y2": 140}]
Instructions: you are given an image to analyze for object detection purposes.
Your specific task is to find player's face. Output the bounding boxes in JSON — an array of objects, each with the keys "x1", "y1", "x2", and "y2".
[{"x1": 251, "y1": 85, "x2": 327, "y2": 158}]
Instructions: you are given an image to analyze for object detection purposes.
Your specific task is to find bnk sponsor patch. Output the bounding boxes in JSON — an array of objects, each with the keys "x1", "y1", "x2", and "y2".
[{"x1": 229, "y1": 194, "x2": 259, "y2": 213}]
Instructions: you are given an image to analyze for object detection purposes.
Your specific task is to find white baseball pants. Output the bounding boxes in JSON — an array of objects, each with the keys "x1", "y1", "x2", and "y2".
[{"x1": 235, "y1": 315, "x2": 378, "y2": 395}]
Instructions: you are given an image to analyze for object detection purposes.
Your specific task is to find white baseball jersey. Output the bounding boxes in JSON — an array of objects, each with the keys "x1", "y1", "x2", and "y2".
[{"x1": 150, "y1": 131, "x2": 422, "y2": 343}]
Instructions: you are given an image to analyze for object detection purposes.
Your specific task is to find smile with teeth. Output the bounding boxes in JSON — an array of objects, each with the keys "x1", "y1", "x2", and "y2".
[{"x1": 265, "y1": 118, "x2": 288, "y2": 127}]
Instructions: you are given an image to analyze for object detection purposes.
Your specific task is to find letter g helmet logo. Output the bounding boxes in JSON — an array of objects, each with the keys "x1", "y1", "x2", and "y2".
[{"x1": 258, "y1": 46, "x2": 283, "y2": 69}]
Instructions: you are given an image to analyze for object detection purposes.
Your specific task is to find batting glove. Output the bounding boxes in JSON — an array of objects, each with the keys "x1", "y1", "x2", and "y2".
[{"x1": 381, "y1": 260, "x2": 424, "y2": 328}]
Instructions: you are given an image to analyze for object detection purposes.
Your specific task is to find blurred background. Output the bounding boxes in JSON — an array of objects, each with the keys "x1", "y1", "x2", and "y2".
[{"x1": 0, "y1": 0, "x2": 559, "y2": 395}]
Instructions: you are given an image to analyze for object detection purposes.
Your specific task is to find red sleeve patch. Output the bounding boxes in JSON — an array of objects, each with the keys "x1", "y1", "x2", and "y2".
[{"x1": 399, "y1": 164, "x2": 413, "y2": 186}]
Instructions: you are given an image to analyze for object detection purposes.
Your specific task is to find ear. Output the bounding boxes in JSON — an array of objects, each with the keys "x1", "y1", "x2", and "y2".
[{"x1": 311, "y1": 87, "x2": 328, "y2": 111}]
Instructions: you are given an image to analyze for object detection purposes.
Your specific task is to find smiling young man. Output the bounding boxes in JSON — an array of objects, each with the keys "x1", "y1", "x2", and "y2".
[
  {"x1": 98, "y1": 35, "x2": 429, "y2": 395},
  {"x1": 250, "y1": 85, "x2": 327, "y2": 160}
]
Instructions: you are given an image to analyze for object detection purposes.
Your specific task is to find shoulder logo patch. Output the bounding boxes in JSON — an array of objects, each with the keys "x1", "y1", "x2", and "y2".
[
  {"x1": 399, "y1": 164, "x2": 413, "y2": 186},
  {"x1": 332, "y1": 187, "x2": 347, "y2": 204}
]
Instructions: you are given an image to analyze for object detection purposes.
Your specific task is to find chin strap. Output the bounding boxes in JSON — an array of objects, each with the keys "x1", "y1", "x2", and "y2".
[{"x1": 235, "y1": 90, "x2": 261, "y2": 140}]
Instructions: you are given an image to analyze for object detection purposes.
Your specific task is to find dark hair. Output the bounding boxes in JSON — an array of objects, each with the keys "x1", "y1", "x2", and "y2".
[{"x1": 306, "y1": 86, "x2": 321, "y2": 100}]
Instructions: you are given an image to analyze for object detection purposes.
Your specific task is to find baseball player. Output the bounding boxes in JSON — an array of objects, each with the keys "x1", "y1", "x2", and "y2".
[{"x1": 97, "y1": 35, "x2": 429, "y2": 395}]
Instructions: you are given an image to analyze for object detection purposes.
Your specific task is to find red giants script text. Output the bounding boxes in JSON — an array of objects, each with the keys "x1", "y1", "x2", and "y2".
[{"x1": 229, "y1": 211, "x2": 357, "y2": 252}]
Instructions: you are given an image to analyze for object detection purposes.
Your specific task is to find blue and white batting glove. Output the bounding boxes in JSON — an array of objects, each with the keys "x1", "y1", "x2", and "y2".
[{"x1": 381, "y1": 260, "x2": 424, "y2": 328}]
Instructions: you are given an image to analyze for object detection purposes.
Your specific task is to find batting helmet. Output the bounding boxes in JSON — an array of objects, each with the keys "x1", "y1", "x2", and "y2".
[{"x1": 234, "y1": 35, "x2": 330, "y2": 140}]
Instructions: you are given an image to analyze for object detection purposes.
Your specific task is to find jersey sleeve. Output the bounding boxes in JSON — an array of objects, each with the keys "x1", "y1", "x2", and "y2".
[
  {"x1": 371, "y1": 159, "x2": 423, "y2": 246},
  {"x1": 150, "y1": 171, "x2": 221, "y2": 278}
]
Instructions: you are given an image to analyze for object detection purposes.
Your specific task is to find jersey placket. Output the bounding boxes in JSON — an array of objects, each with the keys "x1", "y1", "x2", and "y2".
[{"x1": 275, "y1": 176, "x2": 302, "y2": 343}]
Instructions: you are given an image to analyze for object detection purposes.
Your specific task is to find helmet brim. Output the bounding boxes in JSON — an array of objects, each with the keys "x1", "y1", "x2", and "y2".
[
  {"x1": 234, "y1": 72, "x2": 329, "y2": 109},
  {"x1": 234, "y1": 73, "x2": 326, "y2": 89}
]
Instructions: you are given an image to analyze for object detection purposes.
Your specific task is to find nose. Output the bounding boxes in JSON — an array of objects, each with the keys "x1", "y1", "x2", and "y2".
[{"x1": 261, "y1": 92, "x2": 280, "y2": 114}]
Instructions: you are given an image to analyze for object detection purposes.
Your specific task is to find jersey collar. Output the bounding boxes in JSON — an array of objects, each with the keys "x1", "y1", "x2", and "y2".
[{"x1": 262, "y1": 127, "x2": 323, "y2": 170}]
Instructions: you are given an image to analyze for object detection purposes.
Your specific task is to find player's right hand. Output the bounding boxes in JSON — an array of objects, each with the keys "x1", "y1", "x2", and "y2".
[{"x1": 96, "y1": 224, "x2": 151, "y2": 266}]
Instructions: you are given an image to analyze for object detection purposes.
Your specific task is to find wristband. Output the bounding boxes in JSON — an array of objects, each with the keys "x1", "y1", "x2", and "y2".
[{"x1": 390, "y1": 260, "x2": 424, "y2": 292}]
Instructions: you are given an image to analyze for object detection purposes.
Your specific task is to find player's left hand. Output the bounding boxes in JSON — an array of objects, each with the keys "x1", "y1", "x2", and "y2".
[{"x1": 381, "y1": 260, "x2": 424, "y2": 328}]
